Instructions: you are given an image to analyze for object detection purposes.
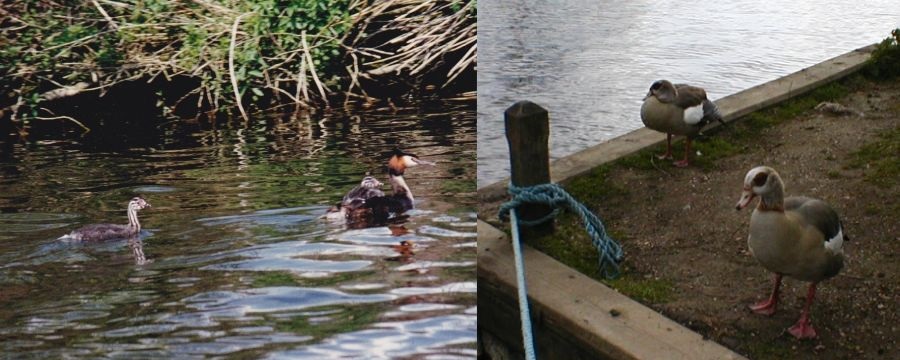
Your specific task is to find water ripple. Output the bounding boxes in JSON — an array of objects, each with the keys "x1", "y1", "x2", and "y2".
[
  {"x1": 267, "y1": 313, "x2": 477, "y2": 359},
  {"x1": 182, "y1": 287, "x2": 396, "y2": 317}
]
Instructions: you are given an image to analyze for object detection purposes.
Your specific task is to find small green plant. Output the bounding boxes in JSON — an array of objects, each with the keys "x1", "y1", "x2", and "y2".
[
  {"x1": 848, "y1": 126, "x2": 900, "y2": 188},
  {"x1": 865, "y1": 28, "x2": 900, "y2": 80}
]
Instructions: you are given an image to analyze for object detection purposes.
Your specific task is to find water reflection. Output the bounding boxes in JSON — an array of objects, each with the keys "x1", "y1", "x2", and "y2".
[
  {"x1": 477, "y1": 0, "x2": 900, "y2": 186},
  {"x1": 0, "y1": 104, "x2": 476, "y2": 358}
]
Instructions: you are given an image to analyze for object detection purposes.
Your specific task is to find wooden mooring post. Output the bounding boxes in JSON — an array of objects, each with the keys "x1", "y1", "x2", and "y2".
[{"x1": 505, "y1": 100, "x2": 554, "y2": 240}]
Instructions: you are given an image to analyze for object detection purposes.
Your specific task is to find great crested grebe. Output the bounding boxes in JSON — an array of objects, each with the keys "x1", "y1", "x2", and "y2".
[
  {"x1": 59, "y1": 197, "x2": 151, "y2": 241},
  {"x1": 327, "y1": 149, "x2": 434, "y2": 225}
]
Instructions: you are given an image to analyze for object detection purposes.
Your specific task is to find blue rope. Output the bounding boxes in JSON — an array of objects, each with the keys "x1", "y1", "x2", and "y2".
[
  {"x1": 509, "y1": 209, "x2": 537, "y2": 360},
  {"x1": 499, "y1": 182, "x2": 625, "y2": 279}
]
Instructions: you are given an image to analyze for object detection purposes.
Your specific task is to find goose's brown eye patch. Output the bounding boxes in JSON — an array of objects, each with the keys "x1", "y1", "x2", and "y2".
[{"x1": 752, "y1": 172, "x2": 769, "y2": 187}]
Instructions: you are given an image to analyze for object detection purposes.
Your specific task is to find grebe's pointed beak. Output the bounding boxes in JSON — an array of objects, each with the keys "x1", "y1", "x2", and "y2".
[{"x1": 411, "y1": 157, "x2": 436, "y2": 166}]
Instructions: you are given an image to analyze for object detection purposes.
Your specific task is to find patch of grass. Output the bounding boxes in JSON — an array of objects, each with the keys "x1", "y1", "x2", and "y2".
[
  {"x1": 563, "y1": 166, "x2": 629, "y2": 204},
  {"x1": 741, "y1": 336, "x2": 794, "y2": 360},
  {"x1": 526, "y1": 213, "x2": 601, "y2": 279},
  {"x1": 826, "y1": 170, "x2": 842, "y2": 179},
  {"x1": 603, "y1": 275, "x2": 674, "y2": 304},
  {"x1": 689, "y1": 136, "x2": 742, "y2": 170},
  {"x1": 527, "y1": 214, "x2": 675, "y2": 304},
  {"x1": 613, "y1": 147, "x2": 661, "y2": 171},
  {"x1": 732, "y1": 82, "x2": 851, "y2": 140},
  {"x1": 848, "y1": 126, "x2": 900, "y2": 188}
]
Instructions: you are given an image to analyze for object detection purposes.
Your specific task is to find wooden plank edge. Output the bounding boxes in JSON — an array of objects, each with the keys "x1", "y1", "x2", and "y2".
[{"x1": 478, "y1": 220, "x2": 748, "y2": 360}]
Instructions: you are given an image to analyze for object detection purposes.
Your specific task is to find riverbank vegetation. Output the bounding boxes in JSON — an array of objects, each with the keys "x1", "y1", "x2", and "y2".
[{"x1": 0, "y1": 0, "x2": 476, "y2": 133}]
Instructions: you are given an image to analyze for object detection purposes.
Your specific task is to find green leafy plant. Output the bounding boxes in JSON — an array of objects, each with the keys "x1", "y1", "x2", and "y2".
[{"x1": 865, "y1": 28, "x2": 900, "y2": 80}]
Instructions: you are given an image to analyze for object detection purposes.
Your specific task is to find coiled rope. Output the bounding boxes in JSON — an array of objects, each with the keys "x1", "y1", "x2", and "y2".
[
  {"x1": 499, "y1": 183, "x2": 624, "y2": 278},
  {"x1": 498, "y1": 183, "x2": 625, "y2": 360}
]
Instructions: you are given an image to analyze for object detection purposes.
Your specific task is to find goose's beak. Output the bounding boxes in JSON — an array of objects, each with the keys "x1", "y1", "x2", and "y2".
[{"x1": 735, "y1": 189, "x2": 754, "y2": 211}]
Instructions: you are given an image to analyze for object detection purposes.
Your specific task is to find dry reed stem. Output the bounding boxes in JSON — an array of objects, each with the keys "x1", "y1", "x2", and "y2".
[
  {"x1": 228, "y1": 12, "x2": 252, "y2": 121},
  {"x1": 90, "y1": 0, "x2": 118, "y2": 31}
]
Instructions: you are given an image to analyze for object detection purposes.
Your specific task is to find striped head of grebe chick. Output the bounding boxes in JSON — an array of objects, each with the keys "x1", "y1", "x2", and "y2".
[
  {"x1": 341, "y1": 175, "x2": 385, "y2": 208},
  {"x1": 59, "y1": 196, "x2": 151, "y2": 242},
  {"x1": 325, "y1": 176, "x2": 385, "y2": 221}
]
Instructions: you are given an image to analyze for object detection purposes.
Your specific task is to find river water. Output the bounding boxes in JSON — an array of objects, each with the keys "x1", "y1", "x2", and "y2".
[
  {"x1": 0, "y1": 104, "x2": 476, "y2": 358},
  {"x1": 477, "y1": 0, "x2": 900, "y2": 187}
]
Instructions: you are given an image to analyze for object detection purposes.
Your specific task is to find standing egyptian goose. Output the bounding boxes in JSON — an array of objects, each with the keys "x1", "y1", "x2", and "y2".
[
  {"x1": 640, "y1": 80, "x2": 724, "y2": 167},
  {"x1": 735, "y1": 166, "x2": 848, "y2": 339}
]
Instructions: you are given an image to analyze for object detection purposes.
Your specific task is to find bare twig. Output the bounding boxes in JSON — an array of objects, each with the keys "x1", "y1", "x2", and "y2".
[
  {"x1": 28, "y1": 115, "x2": 91, "y2": 133},
  {"x1": 91, "y1": 0, "x2": 119, "y2": 31},
  {"x1": 229, "y1": 12, "x2": 252, "y2": 121},
  {"x1": 301, "y1": 30, "x2": 329, "y2": 101}
]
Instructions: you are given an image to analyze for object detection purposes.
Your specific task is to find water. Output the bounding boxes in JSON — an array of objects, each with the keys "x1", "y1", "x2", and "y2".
[
  {"x1": 477, "y1": 0, "x2": 900, "y2": 187},
  {"x1": 0, "y1": 105, "x2": 477, "y2": 358}
]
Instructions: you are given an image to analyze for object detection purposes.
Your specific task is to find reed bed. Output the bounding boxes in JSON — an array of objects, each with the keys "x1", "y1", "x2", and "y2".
[{"x1": 0, "y1": 0, "x2": 475, "y2": 129}]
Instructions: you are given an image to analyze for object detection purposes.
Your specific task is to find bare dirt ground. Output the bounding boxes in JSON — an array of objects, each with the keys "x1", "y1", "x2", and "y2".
[{"x1": 479, "y1": 79, "x2": 899, "y2": 359}]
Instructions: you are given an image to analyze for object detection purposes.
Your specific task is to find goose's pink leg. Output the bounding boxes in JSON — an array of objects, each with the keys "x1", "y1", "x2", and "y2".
[
  {"x1": 749, "y1": 273, "x2": 782, "y2": 316},
  {"x1": 788, "y1": 283, "x2": 819, "y2": 339},
  {"x1": 673, "y1": 138, "x2": 692, "y2": 167},
  {"x1": 656, "y1": 133, "x2": 674, "y2": 160}
]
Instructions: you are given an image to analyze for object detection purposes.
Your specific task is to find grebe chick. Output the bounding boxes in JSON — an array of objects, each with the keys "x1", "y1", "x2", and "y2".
[
  {"x1": 59, "y1": 197, "x2": 151, "y2": 241},
  {"x1": 325, "y1": 176, "x2": 385, "y2": 221},
  {"x1": 341, "y1": 176, "x2": 384, "y2": 208}
]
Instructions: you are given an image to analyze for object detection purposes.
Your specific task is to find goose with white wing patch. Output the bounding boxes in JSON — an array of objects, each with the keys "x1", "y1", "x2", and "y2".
[
  {"x1": 736, "y1": 166, "x2": 848, "y2": 339},
  {"x1": 641, "y1": 80, "x2": 724, "y2": 167}
]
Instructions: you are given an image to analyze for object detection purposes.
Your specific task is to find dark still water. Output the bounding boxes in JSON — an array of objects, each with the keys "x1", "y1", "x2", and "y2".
[{"x1": 0, "y1": 104, "x2": 476, "y2": 358}]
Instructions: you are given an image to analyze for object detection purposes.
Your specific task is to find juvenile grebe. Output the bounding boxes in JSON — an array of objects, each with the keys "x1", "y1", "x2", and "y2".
[
  {"x1": 59, "y1": 197, "x2": 151, "y2": 241},
  {"x1": 327, "y1": 149, "x2": 434, "y2": 225},
  {"x1": 341, "y1": 176, "x2": 384, "y2": 208}
]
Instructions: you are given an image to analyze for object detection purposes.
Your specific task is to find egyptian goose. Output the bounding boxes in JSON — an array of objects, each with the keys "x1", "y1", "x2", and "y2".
[
  {"x1": 640, "y1": 80, "x2": 724, "y2": 167},
  {"x1": 735, "y1": 166, "x2": 848, "y2": 339}
]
